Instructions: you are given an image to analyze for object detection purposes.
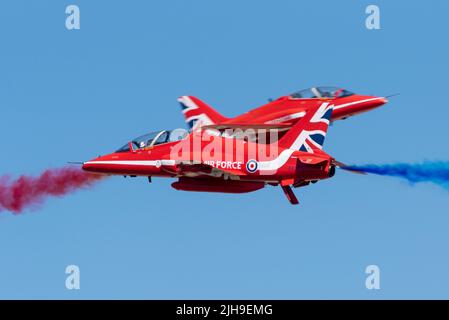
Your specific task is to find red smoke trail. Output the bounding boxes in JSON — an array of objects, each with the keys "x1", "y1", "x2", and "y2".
[{"x1": 0, "y1": 167, "x2": 104, "y2": 214}]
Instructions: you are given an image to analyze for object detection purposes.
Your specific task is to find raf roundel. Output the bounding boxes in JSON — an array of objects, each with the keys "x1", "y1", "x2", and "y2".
[{"x1": 246, "y1": 160, "x2": 259, "y2": 173}]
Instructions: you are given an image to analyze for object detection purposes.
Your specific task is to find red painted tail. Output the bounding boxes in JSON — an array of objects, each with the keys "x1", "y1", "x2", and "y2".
[
  {"x1": 178, "y1": 96, "x2": 228, "y2": 131},
  {"x1": 277, "y1": 102, "x2": 333, "y2": 153}
]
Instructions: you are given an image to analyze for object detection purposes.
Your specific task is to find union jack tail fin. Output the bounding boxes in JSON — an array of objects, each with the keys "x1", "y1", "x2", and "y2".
[
  {"x1": 178, "y1": 96, "x2": 228, "y2": 131},
  {"x1": 277, "y1": 102, "x2": 333, "y2": 153}
]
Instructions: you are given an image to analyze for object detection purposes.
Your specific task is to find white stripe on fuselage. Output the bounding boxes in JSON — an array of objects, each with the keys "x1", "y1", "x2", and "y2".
[
  {"x1": 84, "y1": 160, "x2": 176, "y2": 166},
  {"x1": 265, "y1": 98, "x2": 382, "y2": 125},
  {"x1": 333, "y1": 97, "x2": 383, "y2": 110},
  {"x1": 85, "y1": 150, "x2": 296, "y2": 173},
  {"x1": 258, "y1": 149, "x2": 295, "y2": 171}
]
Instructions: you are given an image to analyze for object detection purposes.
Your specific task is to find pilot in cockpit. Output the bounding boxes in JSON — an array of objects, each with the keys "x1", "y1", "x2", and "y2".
[{"x1": 115, "y1": 129, "x2": 189, "y2": 153}]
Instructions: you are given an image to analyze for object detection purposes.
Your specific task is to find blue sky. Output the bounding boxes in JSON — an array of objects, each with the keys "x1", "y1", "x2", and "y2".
[{"x1": 1, "y1": 0, "x2": 449, "y2": 299}]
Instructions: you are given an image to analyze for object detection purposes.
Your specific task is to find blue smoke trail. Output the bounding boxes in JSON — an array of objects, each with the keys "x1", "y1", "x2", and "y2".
[{"x1": 342, "y1": 161, "x2": 449, "y2": 190}]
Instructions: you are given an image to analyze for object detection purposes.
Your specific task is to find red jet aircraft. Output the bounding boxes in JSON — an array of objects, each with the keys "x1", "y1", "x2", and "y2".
[
  {"x1": 178, "y1": 86, "x2": 387, "y2": 131},
  {"x1": 83, "y1": 102, "x2": 350, "y2": 204}
]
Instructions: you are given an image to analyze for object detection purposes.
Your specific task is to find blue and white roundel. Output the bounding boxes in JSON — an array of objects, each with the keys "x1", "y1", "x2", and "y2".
[{"x1": 246, "y1": 160, "x2": 259, "y2": 173}]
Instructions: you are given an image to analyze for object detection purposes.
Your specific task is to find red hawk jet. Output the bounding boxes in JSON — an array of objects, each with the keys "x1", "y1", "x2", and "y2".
[
  {"x1": 83, "y1": 102, "x2": 350, "y2": 205},
  {"x1": 178, "y1": 86, "x2": 387, "y2": 131}
]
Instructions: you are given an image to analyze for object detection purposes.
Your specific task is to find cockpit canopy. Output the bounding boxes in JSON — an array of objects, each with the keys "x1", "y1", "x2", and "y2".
[
  {"x1": 290, "y1": 86, "x2": 354, "y2": 99},
  {"x1": 116, "y1": 129, "x2": 188, "y2": 153}
]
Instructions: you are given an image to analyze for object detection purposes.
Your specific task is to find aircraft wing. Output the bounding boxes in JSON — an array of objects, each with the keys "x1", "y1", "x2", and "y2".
[{"x1": 202, "y1": 123, "x2": 291, "y2": 131}]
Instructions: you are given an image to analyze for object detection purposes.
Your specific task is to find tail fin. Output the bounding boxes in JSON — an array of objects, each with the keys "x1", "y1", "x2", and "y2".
[
  {"x1": 178, "y1": 96, "x2": 228, "y2": 131},
  {"x1": 277, "y1": 102, "x2": 333, "y2": 153}
]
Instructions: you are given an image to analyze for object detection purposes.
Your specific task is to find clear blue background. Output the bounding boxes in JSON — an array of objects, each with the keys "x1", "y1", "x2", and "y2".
[{"x1": 0, "y1": 0, "x2": 448, "y2": 299}]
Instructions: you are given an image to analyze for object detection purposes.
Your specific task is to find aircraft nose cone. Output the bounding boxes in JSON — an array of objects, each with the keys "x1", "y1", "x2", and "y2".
[
  {"x1": 82, "y1": 157, "x2": 101, "y2": 172},
  {"x1": 82, "y1": 161, "x2": 92, "y2": 171},
  {"x1": 367, "y1": 95, "x2": 388, "y2": 108}
]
